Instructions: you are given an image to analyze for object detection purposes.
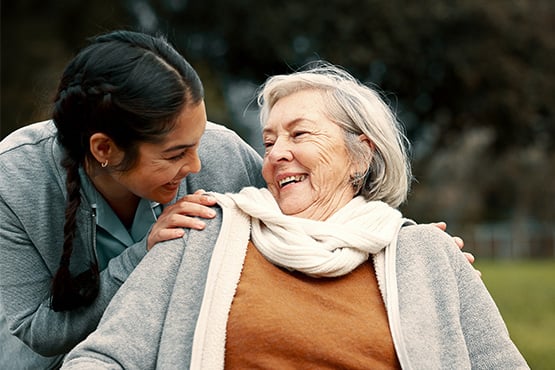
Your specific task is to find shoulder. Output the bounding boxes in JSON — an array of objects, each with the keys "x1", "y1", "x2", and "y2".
[
  {"x1": 204, "y1": 121, "x2": 237, "y2": 135},
  {"x1": 0, "y1": 120, "x2": 57, "y2": 156},
  {"x1": 397, "y1": 223, "x2": 462, "y2": 265},
  {"x1": 399, "y1": 223, "x2": 455, "y2": 247},
  {"x1": 131, "y1": 206, "x2": 224, "y2": 298},
  {"x1": 394, "y1": 223, "x2": 471, "y2": 304},
  {"x1": 201, "y1": 121, "x2": 249, "y2": 148},
  {"x1": 182, "y1": 122, "x2": 265, "y2": 193},
  {"x1": 0, "y1": 120, "x2": 63, "y2": 195},
  {"x1": 150, "y1": 205, "x2": 224, "y2": 262},
  {"x1": 200, "y1": 121, "x2": 261, "y2": 160}
]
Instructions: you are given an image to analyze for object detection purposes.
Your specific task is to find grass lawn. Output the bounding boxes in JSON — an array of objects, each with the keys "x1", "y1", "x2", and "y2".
[{"x1": 476, "y1": 259, "x2": 555, "y2": 369}]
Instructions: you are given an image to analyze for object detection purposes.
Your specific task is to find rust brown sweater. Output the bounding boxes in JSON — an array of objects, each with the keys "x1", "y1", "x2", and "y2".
[{"x1": 225, "y1": 241, "x2": 400, "y2": 369}]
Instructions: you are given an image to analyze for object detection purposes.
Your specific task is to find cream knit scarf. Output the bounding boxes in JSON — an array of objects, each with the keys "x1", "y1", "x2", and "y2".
[{"x1": 219, "y1": 187, "x2": 406, "y2": 277}]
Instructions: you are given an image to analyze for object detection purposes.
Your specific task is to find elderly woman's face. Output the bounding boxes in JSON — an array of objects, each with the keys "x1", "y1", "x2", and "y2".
[{"x1": 262, "y1": 89, "x2": 356, "y2": 220}]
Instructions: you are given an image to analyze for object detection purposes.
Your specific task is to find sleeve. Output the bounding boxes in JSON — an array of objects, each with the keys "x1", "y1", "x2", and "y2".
[
  {"x1": 450, "y1": 234, "x2": 530, "y2": 368},
  {"x1": 398, "y1": 225, "x2": 529, "y2": 369},
  {"x1": 0, "y1": 189, "x2": 151, "y2": 356},
  {"x1": 0, "y1": 151, "x2": 152, "y2": 358},
  {"x1": 61, "y1": 238, "x2": 186, "y2": 369}
]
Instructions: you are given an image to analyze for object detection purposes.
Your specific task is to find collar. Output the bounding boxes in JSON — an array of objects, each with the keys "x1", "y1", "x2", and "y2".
[{"x1": 79, "y1": 167, "x2": 161, "y2": 245}]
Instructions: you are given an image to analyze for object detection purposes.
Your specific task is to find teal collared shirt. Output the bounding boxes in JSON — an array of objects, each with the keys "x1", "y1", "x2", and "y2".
[{"x1": 80, "y1": 169, "x2": 162, "y2": 270}]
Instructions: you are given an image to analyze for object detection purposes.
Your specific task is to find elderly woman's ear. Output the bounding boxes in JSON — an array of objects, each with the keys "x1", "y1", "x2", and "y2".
[
  {"x1": 357, "y1": 134, "x2": 374, "y2": 168},
  {"x1": 349, "y1": 134, "x2": 374, "y2": 192}
]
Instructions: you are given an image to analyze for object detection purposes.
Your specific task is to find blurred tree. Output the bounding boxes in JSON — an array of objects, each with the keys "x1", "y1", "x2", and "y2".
[
  {"x1": 1, "y1": 0, "x2": 132, "y2": 136},
  {"x1": 141, "y1": 0, "x2": 555, "y2": 227},
  {"x1": 143, "y1": 0, "x2": 554, "y2": 154},
  {"x1": 2, "y1": 0, "x2": 554, "y2": 232}
]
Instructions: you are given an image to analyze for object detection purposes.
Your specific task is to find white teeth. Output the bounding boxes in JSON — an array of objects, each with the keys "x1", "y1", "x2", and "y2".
[{"x1": 278, "y1": 175, "x2": 306, "y2": 188}]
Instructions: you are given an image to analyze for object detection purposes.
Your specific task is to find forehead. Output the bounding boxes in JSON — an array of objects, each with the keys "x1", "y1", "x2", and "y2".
[
  {"x1": 141, "y1": 102, "x2": 207, "y2": 151},
  {"x1": 263, "y1": 90, "x2": 327, "y2": 130}
]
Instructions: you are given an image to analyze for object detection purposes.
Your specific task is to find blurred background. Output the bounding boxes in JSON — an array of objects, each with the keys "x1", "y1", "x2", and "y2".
[{"x1": 1, "y1": 0, "x2": 554, "y2": 367}]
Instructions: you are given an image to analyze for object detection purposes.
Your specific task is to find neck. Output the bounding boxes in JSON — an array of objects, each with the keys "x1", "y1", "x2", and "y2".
[
  {"x1": 85, "y1": 160, "x2": 140, "y2": 228},
  {"x1": 293, "y1": 190, "x2": 355, "y2": 221}
]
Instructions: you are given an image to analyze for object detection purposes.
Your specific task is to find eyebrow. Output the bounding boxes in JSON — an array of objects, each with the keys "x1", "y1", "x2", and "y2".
[
  {"x1": 262, "y1": 118, "x2": 307, "y2": 136},
  {"x1": 161, "y1": 143, "x2": 197, "y2": 153},
  {"x1": 261, "y1": 127, "x2": 274, "y2": 136}
]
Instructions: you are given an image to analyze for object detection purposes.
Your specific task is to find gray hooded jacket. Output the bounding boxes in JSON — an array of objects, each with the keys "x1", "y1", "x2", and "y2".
[{"x1": 0, "y1": 120, "x2": 265, "y2": 369}]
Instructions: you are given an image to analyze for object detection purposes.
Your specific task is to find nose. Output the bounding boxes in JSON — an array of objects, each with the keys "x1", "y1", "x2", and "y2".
[
  {"x1": 180, "y1": 150, "x2": 202, "y2": 176},
  {"x1": 266, "y1": 137, "x2": 293, "y2": 163}
]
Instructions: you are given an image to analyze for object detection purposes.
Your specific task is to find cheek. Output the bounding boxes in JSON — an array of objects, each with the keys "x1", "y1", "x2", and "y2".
[
  {"x1": 309, "y1": 139, "x2": 338, "y2": 163},
  {"x1": 261, "y1": 158, "x2": 273, "y2": 184},
  {"x1": 307, "y1": 143, "x2": 342, "y2": 173},
  {"x1": 132, "y1": 162, "x2": 176, "y2": 185},
  {"x1": 310, "y1": 147, "x2": 352, "y2": 187}
]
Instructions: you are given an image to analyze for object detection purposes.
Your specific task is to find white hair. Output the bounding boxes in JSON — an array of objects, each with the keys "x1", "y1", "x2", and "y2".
[{"x1": 257, "y1": 62, "x2": 412, "y2": 207}]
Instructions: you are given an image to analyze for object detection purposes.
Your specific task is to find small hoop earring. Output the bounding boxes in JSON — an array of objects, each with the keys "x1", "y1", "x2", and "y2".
[{"x1": 101, "y1": 160, "x2": 108, "y2": 168}]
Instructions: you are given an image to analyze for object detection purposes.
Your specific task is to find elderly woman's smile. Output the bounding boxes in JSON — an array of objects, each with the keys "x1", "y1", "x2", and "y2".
[
  {"x1": 262, "y1": 89, "x2": 358, "y2": 220},
  {"x1": 278, "y1": 174, "x2": 307, "y2": 188}
]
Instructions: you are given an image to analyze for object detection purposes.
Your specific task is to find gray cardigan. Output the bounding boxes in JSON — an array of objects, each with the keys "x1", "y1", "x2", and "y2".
[
  {"x1": 62, "y1": 196, "x2": 529, "y2": 369},
  {"x1": 0, "y1": 120, "x2": 265, "y2": 369}
]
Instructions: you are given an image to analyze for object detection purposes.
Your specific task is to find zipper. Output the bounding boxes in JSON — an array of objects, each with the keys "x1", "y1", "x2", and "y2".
[{"x1": 90, "y1": 203, "x2": 99, "y2": 265}]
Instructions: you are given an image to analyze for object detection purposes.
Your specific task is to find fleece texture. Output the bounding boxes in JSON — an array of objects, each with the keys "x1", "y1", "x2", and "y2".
[
  {"x1": 0, "y1": 120, "x2": 265, "y2": 369},
  {"x1": 62, "y1": 196, "x2": 528, "y2": 369}
]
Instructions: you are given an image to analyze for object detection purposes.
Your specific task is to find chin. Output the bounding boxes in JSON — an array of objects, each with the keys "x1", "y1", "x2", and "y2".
[
  {"x1": 279, "y1": 204, "x2": 305, "y2": 217},
  {"x1": 155, "y1": 190, "x2": 178, "y2": 204}
]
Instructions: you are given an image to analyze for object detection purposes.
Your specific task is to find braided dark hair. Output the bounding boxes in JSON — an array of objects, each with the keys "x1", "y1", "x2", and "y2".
[{"x1": 50, "y1": 30, "x2": 204, "y2": 311}]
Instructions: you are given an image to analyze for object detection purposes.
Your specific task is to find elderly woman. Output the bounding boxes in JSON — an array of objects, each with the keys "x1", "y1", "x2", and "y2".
[{"x1": 62, "y1": 64, "x2": 528, "y2": 369}]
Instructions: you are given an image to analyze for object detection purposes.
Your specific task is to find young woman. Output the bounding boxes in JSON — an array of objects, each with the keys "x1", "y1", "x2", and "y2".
[{"x1": 0, "y1": 30, "x2": 265, "y2": 368}]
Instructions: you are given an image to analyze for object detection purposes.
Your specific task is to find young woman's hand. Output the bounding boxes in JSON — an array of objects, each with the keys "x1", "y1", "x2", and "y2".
[
  {"x1": 432, "y1": 221, "x2": 481, "y2": 277},
  {"x1": 146, "y1": 190, "x2": 217, "y2": 250}
]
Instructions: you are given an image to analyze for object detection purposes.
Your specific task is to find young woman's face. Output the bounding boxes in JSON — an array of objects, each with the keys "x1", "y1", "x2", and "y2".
[
  {"x1": 262, "y1": 90, "x2": 356, "y2": 220},
  {"x1": 113, "y1": 101, "x2": 207, "y2": 204}
]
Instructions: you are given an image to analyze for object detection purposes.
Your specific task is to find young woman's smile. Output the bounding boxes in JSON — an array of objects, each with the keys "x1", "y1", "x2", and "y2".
[{"x1": 93, "y1": 101, "x2": 207, "y2": 206}]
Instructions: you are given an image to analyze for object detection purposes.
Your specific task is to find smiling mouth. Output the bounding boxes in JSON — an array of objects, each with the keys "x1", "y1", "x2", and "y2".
[{"x1": 278, "y1": 175, "x2": 307, "y2": 188}]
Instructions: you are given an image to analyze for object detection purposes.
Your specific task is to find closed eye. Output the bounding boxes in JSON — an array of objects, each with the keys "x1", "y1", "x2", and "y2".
[
  {"x1": 167, "y1": 151, "x2": 187, "y2": 161},
  {"x1": 293, "y1": 131, "x2": 309, "y2": 139}
]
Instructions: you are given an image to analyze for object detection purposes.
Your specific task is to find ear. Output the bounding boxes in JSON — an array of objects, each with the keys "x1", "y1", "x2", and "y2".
[
  {"x1": 358, "y1": 134, "x2": 375, "y2": 166},
  {"x1": 358, "y1": 134, "x2": 374, "y2": 151},
  {"x1": 89, "y1": 133, "x2": 122, "y2": 166},
  {"x1": 349, "y1": 134, "x2": 374, "y2": 180}
]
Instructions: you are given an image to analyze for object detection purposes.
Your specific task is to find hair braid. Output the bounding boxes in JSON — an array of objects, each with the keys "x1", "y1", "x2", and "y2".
[{"x1": 50, "y1": 156, "x2": 99, "y2": 311}]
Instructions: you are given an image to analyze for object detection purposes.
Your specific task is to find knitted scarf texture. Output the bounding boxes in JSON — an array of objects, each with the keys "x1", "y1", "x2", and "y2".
[{"x1": 219, "y1": 187, "x2": 405, "y2": 277}]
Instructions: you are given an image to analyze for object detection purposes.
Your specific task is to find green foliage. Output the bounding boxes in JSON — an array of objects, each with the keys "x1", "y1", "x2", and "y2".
[
  {"x1": 2, "y1": 0, "x2": 554, "y2": 226},
  {"x1": 154, "y1": 0, "x2": 555, "y2": 226},
  {"x1": 477, "y1": 260, "x2": 555, "y2": 369},
  {"x1": 157, "y1": 0, "x2": 555, "y2": 154}
]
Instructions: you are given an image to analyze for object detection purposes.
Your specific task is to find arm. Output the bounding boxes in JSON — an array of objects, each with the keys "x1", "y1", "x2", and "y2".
[
  {"x1": 0, "y1": 192, "x2": 148, "y2": 355},
  {"x1": 452, "y1": 240, "x2": 529, "y2": 368},
  {"x1": 397, "y1": 226, "x2": 528, "y2": 368},
  {"x1": 62, "y1": 238, "x2": 186, "y2": 369}
]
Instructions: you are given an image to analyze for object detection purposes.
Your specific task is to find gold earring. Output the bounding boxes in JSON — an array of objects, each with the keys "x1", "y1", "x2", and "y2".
[{"x1": 101, "y1": 160, "x2": 108, "y2": 168}]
